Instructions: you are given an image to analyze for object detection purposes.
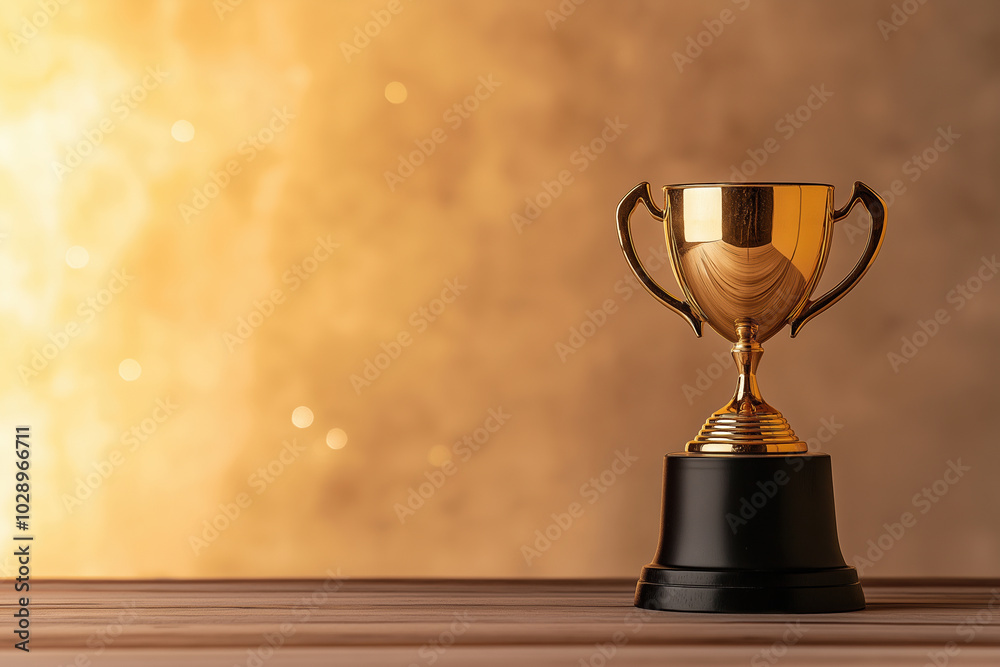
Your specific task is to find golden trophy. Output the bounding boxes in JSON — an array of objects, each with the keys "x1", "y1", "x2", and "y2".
[{"x1": 617, "y1": 181, "x2": 885, "y2": 613}]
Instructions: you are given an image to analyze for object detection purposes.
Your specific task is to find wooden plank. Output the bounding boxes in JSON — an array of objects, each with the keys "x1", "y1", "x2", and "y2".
[{"x1": 2, "y1": 579, "x2": 999, "y2": 666}]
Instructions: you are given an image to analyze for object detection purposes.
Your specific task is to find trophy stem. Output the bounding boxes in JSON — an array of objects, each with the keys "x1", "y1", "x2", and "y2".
[
  {"x1": 685, "y1": 318, "x2": 807, "y2": 454},
  {"x1": 732, "y1": 319, "x2": 766, "y2": 416}
]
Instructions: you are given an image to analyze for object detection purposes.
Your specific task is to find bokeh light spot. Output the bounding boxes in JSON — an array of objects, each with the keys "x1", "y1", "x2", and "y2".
[
  {"x1": 66, "y1": 246, "x2": 89, "y2": 268},
  {"x1": 118, "y1": 358, "x2": 141, "y2": 381},
  {"x1": 171, "y1": 119, "x2": 195, "y2": 142},
  {"x1": 292, "y1": 406, "x2": 314, "y2": 428},
  {"x1": 384, "y1": 81, "x2": 408, "y2": 104},
  {"x1": 427, "y1": 444, "x2": 451, "y2": 466},
  {"x1": 326, "y1": 428, "x2": 348, "y2": 450}
]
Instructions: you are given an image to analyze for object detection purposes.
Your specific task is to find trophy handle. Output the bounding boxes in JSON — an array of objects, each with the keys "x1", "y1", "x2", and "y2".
[
  {"x1": 617, "y1": 182, "x2": 702, "y2": 336},
  {"x1": 789, "y1": 181, "x2": 887, "y2": 337}
]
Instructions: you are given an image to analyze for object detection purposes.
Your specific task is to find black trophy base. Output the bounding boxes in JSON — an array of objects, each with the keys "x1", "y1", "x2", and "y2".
[{"x1": 634, "y1": 453, "x2": 864, "y2": 614}]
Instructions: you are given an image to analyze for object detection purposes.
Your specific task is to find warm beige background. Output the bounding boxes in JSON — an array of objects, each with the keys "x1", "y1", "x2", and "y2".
[{"x1": 1, "y1": 0, "x2": 998, "y2": 578}]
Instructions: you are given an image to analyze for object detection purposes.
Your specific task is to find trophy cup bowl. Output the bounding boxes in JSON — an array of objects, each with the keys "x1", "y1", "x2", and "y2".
[{"x1": 617, "y1": 181, "x2": 886, "y2": 613}]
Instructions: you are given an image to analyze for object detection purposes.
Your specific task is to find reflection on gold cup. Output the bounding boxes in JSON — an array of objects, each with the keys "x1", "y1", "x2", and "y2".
[{"x1": 617, "y1": 182, "x2": 886, "y2": 454}]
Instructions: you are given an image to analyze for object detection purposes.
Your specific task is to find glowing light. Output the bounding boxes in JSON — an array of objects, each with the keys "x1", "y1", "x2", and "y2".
[
  {"x1": 66, "y1": 246, "x2": 89, "y2": 268},
  {"x1": 171, "y1": 119, "x2": 195, "y2": 142},
  {"x1": 427, "y1": 444, "x2": 451, "y2": 466},
  {"x1": 384, "y1": 81, "x2": 408, "y2": 104},
  {"x1": 326, "y1": 428, "x2": 348, "y2": 450},
  {"x1": 118, "y1": 358, "x2": 141, "y2": 381},
  {"x1": 292, "y1": 406, "x2": 314, "y2": 428},
  {"x1": 682, "y1": 187, "x2": 723, "y2": 243}
]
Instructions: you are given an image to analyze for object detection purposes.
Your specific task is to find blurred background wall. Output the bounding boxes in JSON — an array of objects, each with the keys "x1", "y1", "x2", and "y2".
[{"x1": 1, "y1": 0, "x2": 998, "y2": 578}]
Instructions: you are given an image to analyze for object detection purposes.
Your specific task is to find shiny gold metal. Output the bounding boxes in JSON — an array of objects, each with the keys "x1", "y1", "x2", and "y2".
[
  {"x1": 687, "y1": 319, "x2": 805, "y2": 454},
  {"x1": 617, "y1": 181, "x2": 886, "y2": 454}
]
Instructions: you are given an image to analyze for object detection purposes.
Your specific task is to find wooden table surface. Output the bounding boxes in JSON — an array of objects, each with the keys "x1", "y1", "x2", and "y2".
[{"x1": 5, "y1": 578, "x2": 1000, "y2": 666}]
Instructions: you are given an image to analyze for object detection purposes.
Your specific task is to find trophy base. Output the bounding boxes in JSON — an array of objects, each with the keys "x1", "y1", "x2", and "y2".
[
  {"x1": 634, "y1": 452, "x2": 864, "y2": 614},
  {"x1": 635, "y1": 566, "x2": 863, "y2": 613}
]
